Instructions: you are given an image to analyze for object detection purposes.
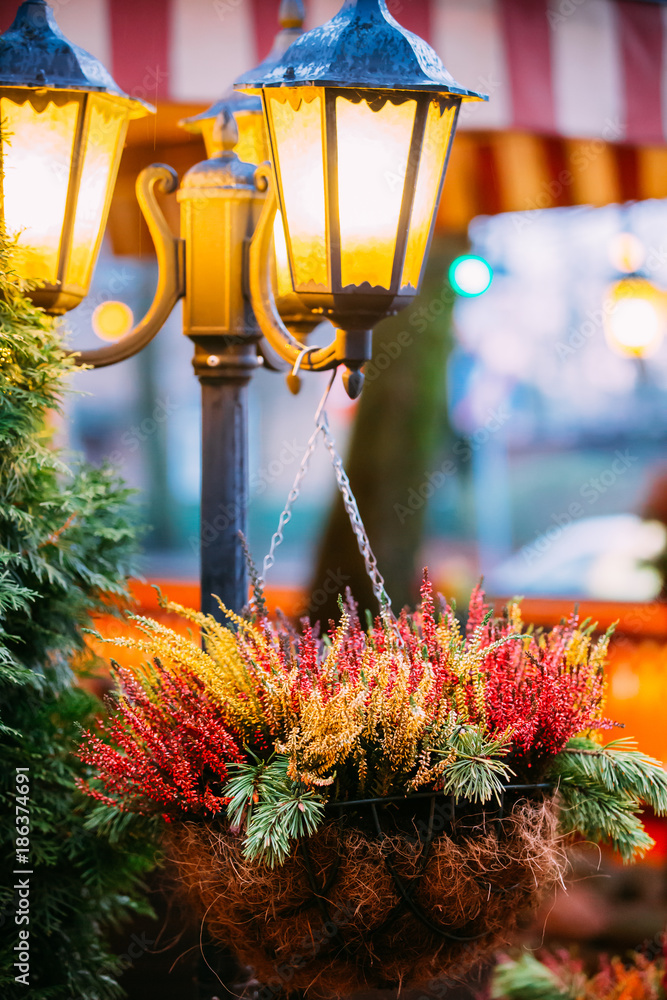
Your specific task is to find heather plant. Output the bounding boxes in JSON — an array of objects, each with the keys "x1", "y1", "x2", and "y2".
[
  {"x1": 79, "y1": 573, "x2": 667, "y2": 867},
  {"x1": 492, "y1": 946, "x2": 667, "y2": 1000}
]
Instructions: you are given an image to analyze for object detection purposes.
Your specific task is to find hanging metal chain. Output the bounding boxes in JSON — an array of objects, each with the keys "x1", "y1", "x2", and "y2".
[
  {"x1": 261, "y1": 371, "x2": 336, "y2": 580},
  {"x1": 316, "y1": 405, "x2": 392, "y2": 613},
  {"x1": 260, "y1": 369, "x2": 392, "y2": 615},
  {"x1": 261, "y1": 419, "x2": 323, "y2": 580}
]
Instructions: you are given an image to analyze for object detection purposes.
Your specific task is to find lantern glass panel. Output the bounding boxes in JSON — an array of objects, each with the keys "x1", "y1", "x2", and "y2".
[
  {"x1": 0, "y1": 94, "x2": 78, "y2": 285},
  {"x1": 273, "y1": 210, "x2": 293, "y2": 300},
  {"x1": 66, "y1": 94, "x2": 129, "y2": 292},
  {"x1": 265, "y1": 88, "x2": 329, "y2": 292},
  {"x1": 336, "y1": 95, "x2": 416, "y2": 290},
  {"x1": 401, "y1": 101, "x2": 457, "y2": 291}
]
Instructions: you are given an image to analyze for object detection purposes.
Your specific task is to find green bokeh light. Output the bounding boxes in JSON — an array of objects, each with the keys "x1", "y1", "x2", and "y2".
[{"x1": 449, "y1": 255, "x2": 493, "y2": 297}]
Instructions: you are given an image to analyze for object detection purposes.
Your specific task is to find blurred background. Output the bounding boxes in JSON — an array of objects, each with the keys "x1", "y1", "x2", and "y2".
[
  {"x1": 3, "y1": 0, "x2": 663, "y2": 603},
  {"x1": 4, "y1": 0, "x2": 667, "y2": 985}
]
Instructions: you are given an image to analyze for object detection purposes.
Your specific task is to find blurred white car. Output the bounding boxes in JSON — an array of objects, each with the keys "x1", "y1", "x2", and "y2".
[{"x1": 486, "y1": 514, "x2": 666, "y2": 600}]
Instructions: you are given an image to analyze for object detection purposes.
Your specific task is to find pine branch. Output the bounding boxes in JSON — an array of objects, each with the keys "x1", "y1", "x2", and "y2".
[
  {"x1": 243, "y1": 793, "x2": 324, "y2": 868},
  {"x1": 492, "y1": 954, "x2": 572, "y2": 1000},
  {"x1": 436, "y1": 726, "x2": 515, "y2": 804},
  {"x1": 223, "y1": 758, "x2": 266, "y2": 829},
  {"x1": 555, "y1": 736, "x2": 667, "y2": 814},
  {"x1": 556, "y1": 782, "x2": 654, "y2": 862},
  {"x1": 223, "y1": 755, "x2": 326, "y2": 866},
  {"x1": 549, "y1": 738, "x2": 662, "y2": 861}
]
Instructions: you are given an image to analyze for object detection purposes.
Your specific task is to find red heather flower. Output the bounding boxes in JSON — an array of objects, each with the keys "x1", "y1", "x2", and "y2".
[
  {"x1": 466, "y1": 583, "x2": 489, "y2": 637},
  {"x1": 466, "y1": 592, "x2": 610, "y2": 757},
  {"x1": 77, "y1": 659, "x2": 243, "y2": 818}
]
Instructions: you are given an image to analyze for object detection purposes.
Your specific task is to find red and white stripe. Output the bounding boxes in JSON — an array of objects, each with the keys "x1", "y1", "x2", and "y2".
[{"x1": 3, "y1": 0, "x2": 666, "y2": 144}]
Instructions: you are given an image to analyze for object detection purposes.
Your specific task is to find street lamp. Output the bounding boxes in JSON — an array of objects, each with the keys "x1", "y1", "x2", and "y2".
[
  {"x1": 180, "y1": 0, "x2": 306, "y2": 165},
  {"x1": 604, "y1": 230, "x2": 666, "y2": 359},
  {"x1": 0, "y1": 0, "x2": 151, "y2": 313},
  {"x1": 0, "y1": 0, "x2": 485, "y2": 618},
  {"x1": 238, "y1": 0, "x2": 484, "y2": 391}
]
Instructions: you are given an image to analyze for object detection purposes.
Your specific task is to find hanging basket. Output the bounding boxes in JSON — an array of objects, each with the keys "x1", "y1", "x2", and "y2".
[
  {"x1": 78, "y1": 369, "x2": 667, "y2": 996},
  {"x1": 167, "y1": 785, "x2": 564, "y2": 995}
]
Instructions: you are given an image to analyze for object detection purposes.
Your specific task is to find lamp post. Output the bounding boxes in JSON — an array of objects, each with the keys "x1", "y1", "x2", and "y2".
[
  {"x1": 0, "y1": 0, "x2": 486, "y2": 621},
  {"x1": 180, "y1": 0, "x2": 316, "y2": 348}
]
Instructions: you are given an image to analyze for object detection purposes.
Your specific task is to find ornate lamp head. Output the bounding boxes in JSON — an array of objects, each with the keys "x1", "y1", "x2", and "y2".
[
  {"x1": 236, "y1": 0, "x2": 486, "y2": 331},
  {"x1": 0, "y1": 0, "x2": 151, "y2": 313}
]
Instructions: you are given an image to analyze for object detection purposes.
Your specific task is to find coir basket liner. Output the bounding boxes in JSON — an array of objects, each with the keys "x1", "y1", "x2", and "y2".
[{"x1": 167, "y1": 789, "x2": 565, "y2": 995}]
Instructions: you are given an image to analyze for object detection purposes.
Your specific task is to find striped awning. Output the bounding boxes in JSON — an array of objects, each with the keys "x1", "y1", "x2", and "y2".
[
  {"x1": 7, "y1": 0, "x2": 666, "y2": 245},
  {"x1": 18, "y1": 0, "x2": 667, "y2": 143}
]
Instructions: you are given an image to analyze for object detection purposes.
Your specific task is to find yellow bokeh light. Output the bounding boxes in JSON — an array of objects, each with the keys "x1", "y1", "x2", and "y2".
[
  {"x1": 92, "y1": 300, "x2": 134, "y2": 342},
  {"x1": 604, "y1": 278, "x2": 666, "y2": 357},
  {"x1": 609, "y1": 232, "x2": 645, "y2": 274}
]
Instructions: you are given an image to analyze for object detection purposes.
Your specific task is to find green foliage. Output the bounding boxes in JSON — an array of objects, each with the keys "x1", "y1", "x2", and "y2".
[
  {"x1": 224, "y1": 755, "x2": 326, "y2": 867},
  {"x1": 0, "y1": 233, "x2": 136, "y2": 691},
  {"x1": 548, "y1": 737, "x2": 667, "y2": 861},
  {"x1": 437, "y1": 726, "x2": 515, "y2": 804},
  {"x1": 492, "y1": 954, "x2": 571, "y2": 1000},
  {"x1": 556, "y1": 737, "x2": 667, "y2": 811},
  {"x1": 0, "y1": 686, "x2": 158, "y2": 1000},
  {"x1": 0, "y1": 231, "x2": 158, "y2": 998},
  {"x1": 492, "y1": 947, "x2": 667, "y2": 1000}
]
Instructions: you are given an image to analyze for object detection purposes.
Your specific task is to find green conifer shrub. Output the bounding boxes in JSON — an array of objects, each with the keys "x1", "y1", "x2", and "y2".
[{"x1": 0, "y1": 234, "x2": 158, "y2": 999}]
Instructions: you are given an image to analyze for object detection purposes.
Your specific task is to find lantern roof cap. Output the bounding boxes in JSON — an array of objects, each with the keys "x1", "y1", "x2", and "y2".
[
  {"x1": 180, "y1": 90, "x2": 261, "y2": 134},
  {"x1": 0, "y1": 0, "x2": 152, "y2": 114},
  {"x1": 180, "y1": 111, "x2": 258, "y2": 191},
  {"x1": 181, "y1": 0, "x2": 305, "y2": 132},
  {"x1": 234, "y1": 0, "x2": 487, "y2": 100}
]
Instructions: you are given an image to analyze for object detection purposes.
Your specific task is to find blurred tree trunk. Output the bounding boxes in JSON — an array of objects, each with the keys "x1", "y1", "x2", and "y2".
[{"x1": 310, "y1": 234, "x2": 466, "y2": 622}]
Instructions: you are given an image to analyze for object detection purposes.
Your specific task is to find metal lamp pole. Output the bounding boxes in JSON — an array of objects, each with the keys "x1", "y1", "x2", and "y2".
[{"x1": 177, "y1": 121, "x2": 266, "y2": 617}]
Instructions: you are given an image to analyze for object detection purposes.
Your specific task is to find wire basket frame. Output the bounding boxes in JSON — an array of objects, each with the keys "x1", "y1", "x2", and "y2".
[{"x1": 294, "y1": 783, "x2": 555, "y2": 945}]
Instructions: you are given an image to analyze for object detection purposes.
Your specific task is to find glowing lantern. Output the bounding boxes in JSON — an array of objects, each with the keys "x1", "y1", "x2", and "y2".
[
  {"x1": 236, "y1": 0, "x2": 486, "y2": 331},
  {"x1": 0, "y1": 0, "x2": 151, "y2": 313}
]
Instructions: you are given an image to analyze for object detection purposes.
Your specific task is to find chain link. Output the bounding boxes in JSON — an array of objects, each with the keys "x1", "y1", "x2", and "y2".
[
  {"x1": 261, "y1": 372, "x2": 335, "y2": 580},
  {"x1": 317, "y1": 408, "x2": 391, "y2": 612},
  {"x1": 261, "y1": 421, "x2": 320, "y2": 579},
  {"x1": 260, "y1": 370, "x2": 392, "y2": 614}
]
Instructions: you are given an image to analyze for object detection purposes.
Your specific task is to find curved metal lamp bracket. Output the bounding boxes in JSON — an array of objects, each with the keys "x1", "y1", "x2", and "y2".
[
  {"x1": 250, "y1": 164, "x2": 338, "y2": 373},
  {"x1": 75, "y1": 164, "x2": 185, "y2": 368}
]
